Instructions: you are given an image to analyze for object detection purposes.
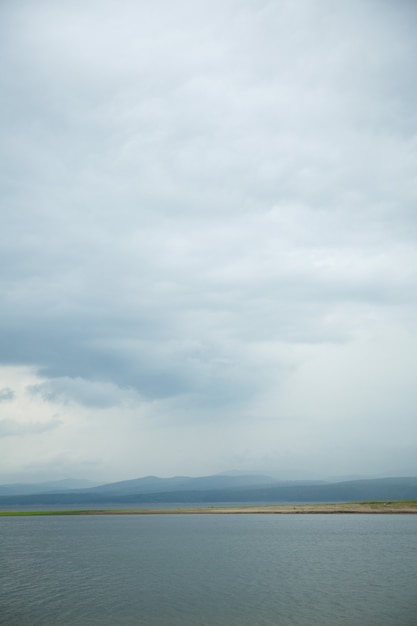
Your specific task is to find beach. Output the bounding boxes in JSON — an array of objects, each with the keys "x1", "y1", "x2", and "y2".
[{"x1": 2, "y1": 501, "x2": 417, "y2": 516}]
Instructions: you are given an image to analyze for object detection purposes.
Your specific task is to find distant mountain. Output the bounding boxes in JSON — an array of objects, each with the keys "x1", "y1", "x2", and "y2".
[
  {"x1": 0, "y1": 478, "x2": 102, "y2": 497},
  {"x1": 0, "y1": 473, "x2": 277, "y2": 498},
  {"x1": 80, "y1": 473, "x2": 279, "y2": 496},
  {"x1": 0, "y1": 474, "x2": 416, "y2": 506}
]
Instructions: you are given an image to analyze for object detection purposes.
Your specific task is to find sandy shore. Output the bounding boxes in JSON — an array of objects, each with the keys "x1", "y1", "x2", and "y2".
[
  {"x1": 2, "y1": 501, "x2": 417, "y2": 516},
  {"x1": 89, "y1": 502, "x2": 417, "y2": 515},
  {"x1": 86, "y1": 502, "x2": 417, "y2": 515}
]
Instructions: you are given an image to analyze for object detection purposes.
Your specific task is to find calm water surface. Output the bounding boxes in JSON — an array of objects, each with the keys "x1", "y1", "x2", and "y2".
[{"x1": 1, "y1": 514, "x2": 416, "y2": 625}]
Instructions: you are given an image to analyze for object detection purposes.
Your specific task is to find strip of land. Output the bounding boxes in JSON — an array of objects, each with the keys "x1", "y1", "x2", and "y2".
[{"x1": 1, "y1": 501, "x2": 417, "y2": 516}]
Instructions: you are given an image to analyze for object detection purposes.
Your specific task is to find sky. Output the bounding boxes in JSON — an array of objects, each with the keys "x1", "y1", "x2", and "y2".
[{"x1": 1, "y1": 0, "x2": 417, "y2": 483}]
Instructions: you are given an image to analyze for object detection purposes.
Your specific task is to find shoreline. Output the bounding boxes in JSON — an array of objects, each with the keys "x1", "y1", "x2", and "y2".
[{"x1": 1, "y1": 501, "x2": 417, "y2": 516}]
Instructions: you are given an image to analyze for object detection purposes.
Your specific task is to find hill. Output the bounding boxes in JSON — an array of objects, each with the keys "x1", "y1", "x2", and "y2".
[{"x1": 0, "y1": 474, "x2": 416, "y2": 506}]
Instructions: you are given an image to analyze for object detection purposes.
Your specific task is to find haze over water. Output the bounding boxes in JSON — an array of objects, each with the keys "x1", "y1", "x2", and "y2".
[{"x1": 1, "y1": 514, "x2": 416, "y2": 625}]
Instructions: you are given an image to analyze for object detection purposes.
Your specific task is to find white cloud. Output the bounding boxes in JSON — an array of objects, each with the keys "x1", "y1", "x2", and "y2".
[
  {"x1": 0, "y1": 417, "x2": 61, "y2": 438},
  {"x1": 0, "y1": 387, "x2": 14, "y2": 402}
]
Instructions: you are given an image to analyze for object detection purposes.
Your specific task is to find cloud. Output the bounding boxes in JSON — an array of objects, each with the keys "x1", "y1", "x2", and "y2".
[
  {"x1": 0, "y1": 387, "x2": 14, "y2": 402},
  {"x1": 0, "y1": 0, "x2": 416, "y2": 479},
  {"x1": 0, "y1": 417, "x2": 61, "y2": 438},
  {"x1": 27, "y1": 377, "x2": 139, "y2": 409}
]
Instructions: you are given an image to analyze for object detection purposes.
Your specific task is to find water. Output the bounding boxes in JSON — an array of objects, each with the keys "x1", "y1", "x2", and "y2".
[{"x1": 1, "y1": 514, "x2": 416, "y2": 625}]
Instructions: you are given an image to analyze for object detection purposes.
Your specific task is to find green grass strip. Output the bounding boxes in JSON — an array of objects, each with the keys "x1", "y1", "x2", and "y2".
[{"x1": 0, "y1": 510, "x2": 93, "y2": 516}]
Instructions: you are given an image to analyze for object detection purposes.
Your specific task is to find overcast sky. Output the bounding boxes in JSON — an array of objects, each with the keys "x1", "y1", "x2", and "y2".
[{"x1": 1, "y1": 0, "x2": 416, "y2": 483}]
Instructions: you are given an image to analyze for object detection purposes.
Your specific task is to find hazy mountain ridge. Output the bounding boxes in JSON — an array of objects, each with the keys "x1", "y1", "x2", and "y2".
[
  {"x1": 0, "y1": 474, "x2": 416, "y2": 505},
  {"x1": 0, "y1": 473, "x2": 281, "y2": 497},
  {"x1": 0, "y1": 478, "x2": 101, "y2": 496},
  {"x1": 78, "y1": 473, "x2": 281, "y2": 495}
]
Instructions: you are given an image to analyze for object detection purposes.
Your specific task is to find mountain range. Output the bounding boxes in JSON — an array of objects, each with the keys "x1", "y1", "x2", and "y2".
[{"x1": 0, "y1": 473, "x2": 416, "y2": 505}]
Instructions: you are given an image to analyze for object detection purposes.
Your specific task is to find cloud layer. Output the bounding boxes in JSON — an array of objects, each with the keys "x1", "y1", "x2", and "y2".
[{"x1": 1, "y1": 0, "x2": 416, "y2": 482}]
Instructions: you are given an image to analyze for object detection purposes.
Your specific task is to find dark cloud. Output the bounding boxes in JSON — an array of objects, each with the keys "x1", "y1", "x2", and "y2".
[
  {"x1": 0, "y1": 0, "x2": 416, "y2": 479},
  {"x1": 27, "y1": 378, "x2": 132, "y2": 409}
]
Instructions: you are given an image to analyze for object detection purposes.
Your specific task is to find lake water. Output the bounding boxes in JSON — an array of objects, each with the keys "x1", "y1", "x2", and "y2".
[{"x1": 1, "y1": 514, "x2": 416, "y2": 625}]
